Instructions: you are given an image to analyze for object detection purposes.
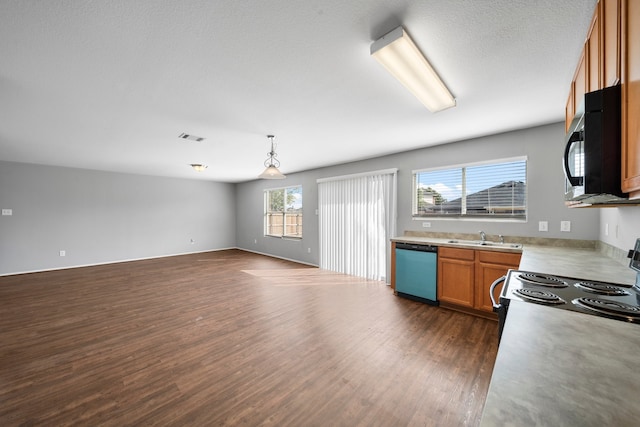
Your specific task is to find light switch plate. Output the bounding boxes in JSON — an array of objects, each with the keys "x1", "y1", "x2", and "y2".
[
  {"x1": 538, "y1": 221, "x2": 548, "y2": 232},
  {"x1": 561, "y1": 221, "x2": 571, "y2": 232}
]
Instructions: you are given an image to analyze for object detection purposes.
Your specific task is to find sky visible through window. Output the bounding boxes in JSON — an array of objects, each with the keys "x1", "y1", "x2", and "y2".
[{"x1": 286, "y1": 186, "x2": 303, "y2": 210}]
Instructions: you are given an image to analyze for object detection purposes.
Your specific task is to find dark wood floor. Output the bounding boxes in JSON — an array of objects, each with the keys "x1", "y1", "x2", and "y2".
[{"x1": 0, "y1": 249, "x2": 498, "y2": 426}]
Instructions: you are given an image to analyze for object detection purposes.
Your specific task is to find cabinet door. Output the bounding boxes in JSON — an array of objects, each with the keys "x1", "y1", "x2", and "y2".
[
  {"x1": 574, "y1": 50, "x2": 587, "y2": 113},
  {"x1": 587, "y1": 10, "x2": 601, "y2": 92},
  {"x1": 602, "y1": 0, "x2": 621, "y2": 87},
  {"x1": 476, "y1": 263, "x2": 512, "y2": 313},
  {"x1": 475, "y1": 251, "x2": 521, "y2": 313},
  {"x1": 565, "y1": 84, "x2": 575, "y2": 133},
  {"x1": 438, "y1": 257, "x2": 475, "y2": 307},
  {"x1": 622, "y1": 0, "x2": 640, "y2": 197}
]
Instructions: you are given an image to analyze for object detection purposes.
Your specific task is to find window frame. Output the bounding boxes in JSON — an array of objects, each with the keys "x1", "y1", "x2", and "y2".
[
  {"x1": 264, "y1": 185, "x2": 303, "y2": 239},
  {"x1": 412, "y1": 157, "x2": 527, "y2": 221}
]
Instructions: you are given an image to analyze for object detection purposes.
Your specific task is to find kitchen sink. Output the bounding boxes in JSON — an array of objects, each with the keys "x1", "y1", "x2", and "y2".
[{"x1": 446, "y1": 239, "x2": 522, "y2": 249}]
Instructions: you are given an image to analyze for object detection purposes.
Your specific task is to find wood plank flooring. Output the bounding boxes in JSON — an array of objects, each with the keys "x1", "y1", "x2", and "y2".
[{"x1": 0, "y1": 249, "x2": 498, "y2": 426}]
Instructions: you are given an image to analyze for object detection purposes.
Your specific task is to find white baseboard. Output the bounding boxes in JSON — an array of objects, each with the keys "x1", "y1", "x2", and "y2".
[{"x1": 0, "y1": 247, "x2": 237, "y2": 277}]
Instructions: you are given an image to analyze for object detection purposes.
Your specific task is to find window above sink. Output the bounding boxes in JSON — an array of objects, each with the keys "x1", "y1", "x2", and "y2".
[{"x1": 412, "y1": 157, "x2": 527, "y2": 221}]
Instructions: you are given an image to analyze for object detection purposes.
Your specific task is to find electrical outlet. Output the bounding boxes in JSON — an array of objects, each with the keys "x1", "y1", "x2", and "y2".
[
  {"x1": 538, "y1": 221, "x2": 548, "y2": 232},
  {"x1": 561, "y1": 221, "x2": 571, "y2": 232},
  {"x1": 422, "y1": 222, "x2": 431, "y2": 228},
  {"x1": 59, "y1": 250, "x2": 66, "y2": 257}
]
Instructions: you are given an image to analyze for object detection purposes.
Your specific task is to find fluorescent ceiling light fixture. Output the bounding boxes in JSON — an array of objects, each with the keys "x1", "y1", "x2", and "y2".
[
  {"x1": 371, "y1": 26, "x2": 456, "y2": 112},
  {"x1": 190, "y1": 163, "x2": 208, "y2": 172},
  {"x1": 259, "y1": 135, "x2": 286, "y2": 179}
]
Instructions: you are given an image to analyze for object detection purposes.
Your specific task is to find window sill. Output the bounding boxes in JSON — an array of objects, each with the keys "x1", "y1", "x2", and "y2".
[
  {"x1": 264, "y1": 235, "x2": 303, "y2": 241},
  {"x1": 412, "y1": 216, "x2": 527, "y2": 223}
]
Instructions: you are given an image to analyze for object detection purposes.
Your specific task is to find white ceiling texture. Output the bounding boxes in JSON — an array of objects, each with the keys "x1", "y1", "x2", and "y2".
[{"x1": 0, "y1": 0, "x2": 597, "y2": 183}]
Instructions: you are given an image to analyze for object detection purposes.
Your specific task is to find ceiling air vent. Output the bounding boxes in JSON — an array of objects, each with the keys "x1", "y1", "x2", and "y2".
[{"x1": 178, "y1": 133, "x2": 206, "y2": 142}]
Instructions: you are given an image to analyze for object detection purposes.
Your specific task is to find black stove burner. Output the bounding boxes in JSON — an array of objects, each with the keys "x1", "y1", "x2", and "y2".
[
  {"x1": 517, "y1": 272, "x2": 569, "y2": 288},
  {"x1": 514, "y1": 288, "x2": 566, "y2": 305},
  {"x1": 574, "y1": 281, "x2": 631, "y2": 296},
  {"x1": 573, "y1": 297, "x2": 640, "y2": 322}
]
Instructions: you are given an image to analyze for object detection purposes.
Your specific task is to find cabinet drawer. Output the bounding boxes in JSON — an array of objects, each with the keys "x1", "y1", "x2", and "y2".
[
  {"x1": 439, "y1": 246, "x2": 475, "y2": 261},
  {"x1": 477, "y1": 250, "x2": 522, "y2": 267}
]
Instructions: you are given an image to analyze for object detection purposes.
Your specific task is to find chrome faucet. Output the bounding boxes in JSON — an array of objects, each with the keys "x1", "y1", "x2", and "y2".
[{"x1": 479, "y1": 230, "x2": 486, "y2": 242}]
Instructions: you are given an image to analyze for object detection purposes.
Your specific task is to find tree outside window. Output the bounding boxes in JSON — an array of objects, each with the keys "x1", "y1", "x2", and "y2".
[{"x1": 265, "y1": 186, "x2": 302, "y2": 238}]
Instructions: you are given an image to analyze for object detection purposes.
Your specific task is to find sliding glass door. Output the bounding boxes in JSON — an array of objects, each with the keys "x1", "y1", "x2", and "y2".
[{"x1": 317, "y1": 169, "x2": 397, "y2": 282}]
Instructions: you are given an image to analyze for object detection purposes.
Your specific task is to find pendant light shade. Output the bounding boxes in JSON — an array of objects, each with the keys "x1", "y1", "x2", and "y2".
[{"x1": 259, "y1": 135, "x2": 286, "y2": 179}]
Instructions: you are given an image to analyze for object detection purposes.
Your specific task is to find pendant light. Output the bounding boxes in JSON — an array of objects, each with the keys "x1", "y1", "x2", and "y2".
[{"x1": 259, "y1": 135, "x2": 286, "y2": 179}]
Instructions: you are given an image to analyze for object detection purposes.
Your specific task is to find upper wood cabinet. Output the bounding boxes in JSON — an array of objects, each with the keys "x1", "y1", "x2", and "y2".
[
  {"x1": 574, "y1": 50, "x2": 587, "y2": 113},
  {"x1": 587, "y1": 10, "x2": 601, "y2": 92},
  {"x1": 565, "y1": 86, "x2": 575, "y2": 133},
  {"x1": 566, "y1": 51, "x2": 587, "y2": 133},
  {"x1": 565, "y1": 0, "x2": 640, "y2": 199},
  {"x1": 565, "y1": 0, "x2": 620, "y2": 131},
  {"x1": 621, "y1": 0, "x2": 640, "y2": 197},
  {"x1": 602, "y1": 0, "x2": 621, "y2": 87}
]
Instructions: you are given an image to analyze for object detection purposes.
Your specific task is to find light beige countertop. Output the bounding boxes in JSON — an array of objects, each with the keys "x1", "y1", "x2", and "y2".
[
  {"x1": 391, "y1": 235, "x2": 637, "y2": 285},
  {"x1": 518, "y1": 245, "x2": 636, "y2": 286},
  {"x1": 480, "y1": 300, "x2": 640, "y2": 426},
  {"x1": 391, "y1": 235, "x2": 523, "y2": 253}
]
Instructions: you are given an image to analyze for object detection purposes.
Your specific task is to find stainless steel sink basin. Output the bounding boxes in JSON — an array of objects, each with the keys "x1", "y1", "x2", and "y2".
[{"x1": 446, "y1": 239, "x2": 522, "y2": 249}]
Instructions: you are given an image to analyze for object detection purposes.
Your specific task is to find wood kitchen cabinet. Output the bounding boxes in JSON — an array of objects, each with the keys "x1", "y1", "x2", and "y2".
[
  {"x1": 564, "y1": 0, "x2": 640, "y2": 199},
  {"x1": 475, "y1": 251, "x2": 522, "y2": 313},
  {"x1": 438, "y1": 247, "x2": 522, "y2": 319},
  {"x1": 565, "y1": 0, "x2": 620, "y2": 131},
  {"x1": 438, "y1": 247, "x2": 475, "y2": 308},
  {"x1": 565, "y1": 86, "x2": 575, "y2": 133},
  {"x1": 602, "y1": 0, "x2": 621, "y2": 87},
  {"x1": 587, "y1": 10, "x2": 601, "y2": 93},
  {"x1": 565, "y1": 50, "x2": 586, "y2": 133},
  {"x1": 621, "y1": 0, "x2": 640, "y2": 197}
]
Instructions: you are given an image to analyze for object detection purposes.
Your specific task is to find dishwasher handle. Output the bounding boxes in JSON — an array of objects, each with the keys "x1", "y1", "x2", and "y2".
[{"x1": 489, "y1": 275, "x2": 506, "y2": 312}]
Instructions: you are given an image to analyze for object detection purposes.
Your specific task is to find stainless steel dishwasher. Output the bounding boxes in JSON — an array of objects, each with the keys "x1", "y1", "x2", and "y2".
[{"x1": 395, "y1": 242, "x2": 438, "y2": 305}]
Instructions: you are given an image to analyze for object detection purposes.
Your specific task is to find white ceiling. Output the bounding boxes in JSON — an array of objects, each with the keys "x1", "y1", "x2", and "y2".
[{"x1": 0, "y1": 0, "x2": 597, "y2": 183}]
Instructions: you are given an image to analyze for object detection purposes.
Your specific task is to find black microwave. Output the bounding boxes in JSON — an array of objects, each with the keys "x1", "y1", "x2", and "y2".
[{"x1": 563, "y1": 85, "x2": 629, "y2": 206}]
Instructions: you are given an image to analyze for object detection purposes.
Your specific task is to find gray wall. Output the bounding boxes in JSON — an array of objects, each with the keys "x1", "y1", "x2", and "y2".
[
  {"x1": 0, "y1": 161, "x2": 236, "y2": 275},
  {"x1": 600, "y1": 206, "x2": 640, "y2": 252},
  {"x1": 236, "y1": 122, "x2": 601, "y2": 266},
  {"x1": 5, "y1": 121, "x2": 635, "y2": 276}
]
